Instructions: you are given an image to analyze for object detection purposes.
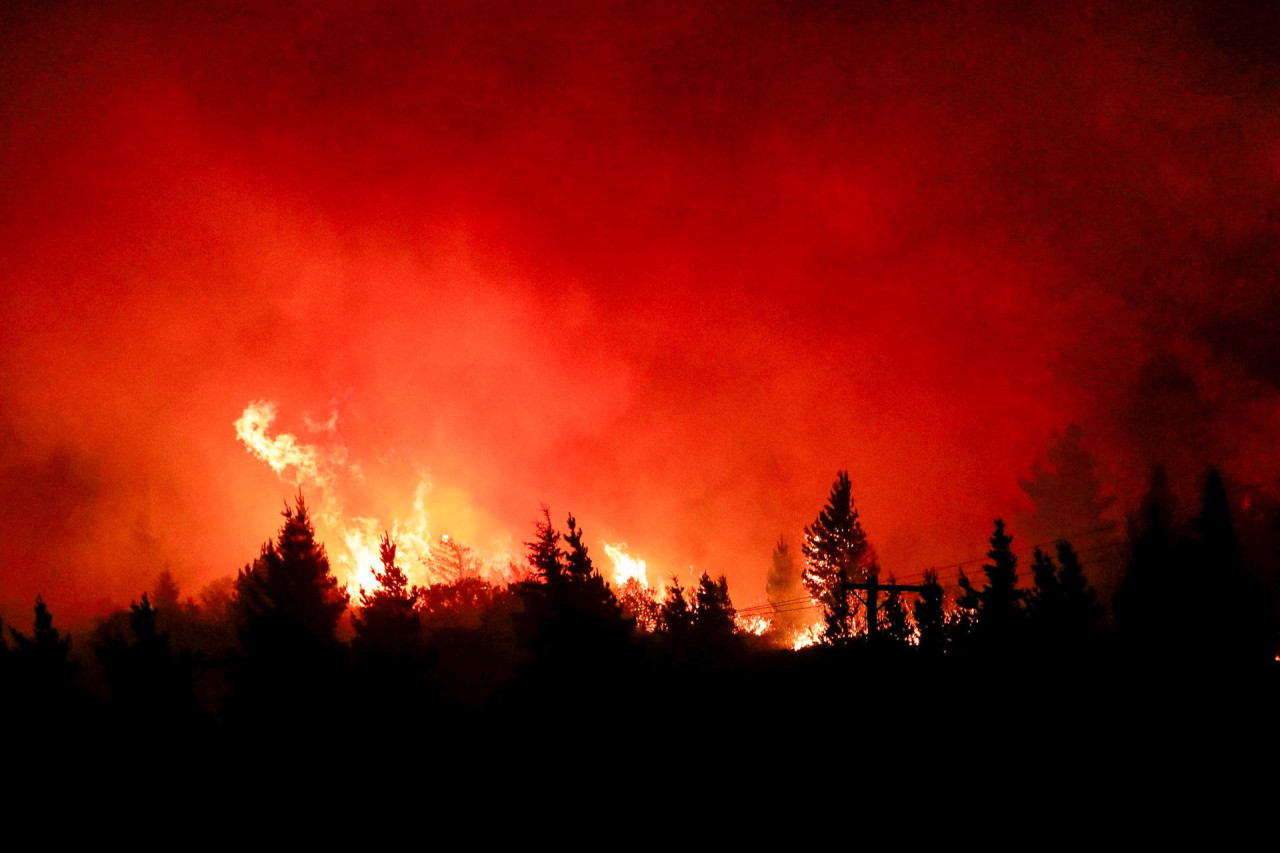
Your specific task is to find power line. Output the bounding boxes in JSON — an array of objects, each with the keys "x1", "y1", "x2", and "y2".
[
  {"x1": 739, "y1": 552, "x2": 1126, "y2": 615},
  {"x1": 891, "y1": 522, "x2": 1122, "y2": 583}
]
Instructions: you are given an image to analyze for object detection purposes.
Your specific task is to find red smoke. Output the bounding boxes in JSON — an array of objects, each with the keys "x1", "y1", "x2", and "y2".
[{"x1": 2, "y1": 0, "x2": 1279, "y2": 624}]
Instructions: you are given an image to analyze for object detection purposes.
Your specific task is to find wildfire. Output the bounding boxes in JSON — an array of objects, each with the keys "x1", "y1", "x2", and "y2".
[
  {"x1": 735, "y1": 614, "x2": 771, "y2": 636},
  {"x1": 234, "y1": 400, "x2": 508, "y2": 595},
  {"x1": 234, "y1": 401, "x2": 325, "y2": 486},
  {"x1": 603, "y1": 542, "x2": 649, "y2": 588},
  {"x1": 792, "y1": 625, "x2": 822, "y2": 650}
]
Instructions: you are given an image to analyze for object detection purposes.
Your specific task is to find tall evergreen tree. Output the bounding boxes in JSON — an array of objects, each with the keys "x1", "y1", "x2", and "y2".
[
  {"x1": 951, "y1": 568, "x2": 981, "y2": 646},
  {"x1": 1017, "y1": 425, "x2": 1115, "y2": 546},
  {"x1": 152, "y1": 570, "x2": 182, "y2": 613},
  {"x1": 617, "y1": 578, "x2": 661, "y2": 632},
  {"x1": 10, "y1": 595, "x2": 76, "y2": 691},
  {"x1": 1028, "y1": 547, "x2": 1060, "y2": 617},
  {"x1": 802, "y1": 471, "x2": 873, "y2": 644},
  {"x1": 878, "y1": 575, "x2": 914, "y2": 646},
  {"x1": 978, "y1": 519, "x2": 1022, "y2": 643},
  {"x1": 691, "y1": 572, "x2": 736, "y2": 639},
  {"x1": 563, "y1": 514, "x2": 593, "y2": 584},
  {"x1": 425, "y1": 535, "x2": 482, "y2": 584},
  {"x1": 1115, "y1": 466, "x2": 1186, "y2": 652},
  {"x1": 1054, "y1": 540, "x2": 1101, "y2": 637},
  {"x1": 913, "y1": 570, "x2": 947, "y2": 655},
  {"x1": 96, "y1": 593, "x2": 199, "y2": 724},
  {"x1": 236, "y1": 493, "x2": 350, "y2": 652},
  {"x1": 352, "y1": 532, "x2": 423, "y2": 659},
  {"x1": 559, "y1": 512, "x2": 624, "y2": 620},
  {"x1": 1195, "y1": 468, "x2": 1274, "y2": 665},
  {"x1": 525, "y1": 504, "x2": 564, "y2": 586},
  {"x1": 766, "y1": 536, "x2": 808, "y2": 639},
  {"x1": 659, "y1": 576, "x2": 693, "y2": 635},
  {"x1": 1028, "y1": 542, "x2": 1100, "y2": 648},
  {"x1": 767, "y1": 536, "x2": 797, "y2": 601}
]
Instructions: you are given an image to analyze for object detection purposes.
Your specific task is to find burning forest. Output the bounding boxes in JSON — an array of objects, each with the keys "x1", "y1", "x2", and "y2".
[{"x1": 3, "y1": 0, "x2": 1280, "y2": 785}]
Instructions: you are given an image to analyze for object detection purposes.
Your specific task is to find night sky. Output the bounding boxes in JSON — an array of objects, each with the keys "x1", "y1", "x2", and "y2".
[{"x1": 3, "y1": 0, "x2": 1279, "y2": 622}]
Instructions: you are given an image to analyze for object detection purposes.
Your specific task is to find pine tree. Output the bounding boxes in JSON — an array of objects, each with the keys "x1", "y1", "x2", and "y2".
[
  {"x1": 1115, "y1": 466, "x2": 1185, "y2": 652},
  {"x1": 10, "y1": 596, "x2": 74, "y2": 677},
  {"x1": 10, "y1": 596, "x2": 78, "y2": 704},
  {"x1": 236, "y1": 492, "x2": 349, "y2": 651},
  {"x1": 425, "y1": 535, "x2": 483, "y2": 584},
  {"x1": 1055, "y1": 541, "x2": 1101, "y2": 635},
  {"x1": 352, "y1": 532, "x2": 423, "y2": 659},
  {"x1": 525, "y1": 504, "x2": 564, "y2": 586},
  {"x1": 974, "y1": 519, "x2": 1023, "y2": 645},
  {"x1": 1017, "y1": 425, "x2": 1115, "y2": 547},
  {"x1": 152, "y1": 570, "x2": 182, "y2": 613},
  {"x1": 659, "y1": 576, "x2": 693, "y2": 635},
  {"x1": 878, "y1": 575, "x2": 914, "y2": 646},
  {"x1": 617, "y1": 578, "x2": 661, "y2": 632},
  {"x1": 563, "y1": 514, "x2": 593, "y2": 584},
  {"x1": 802, "y1": 471, "x2": 873, "y2": 644},
  {"x1": 1028, "y1": 547, "x2": 1060, "y2": 619},
  {"x1": 559, "y1": 512, "x2": 624, "y2": 620},
  {"x1": 913, "y1": 570, "x2": 946, "y2": 655},
  {"x1": 766, "y1": 536, "x2": 807, "y2": 639},
  {"x1": 691, "y1": 572, "x2": 736, "y2": 639},
  {"x1": 767, "y1": 536, "x2": 796, "y2": 601},
  {"x1": 1028, "y1": 542, "x2": 1101, "y2": 649},
  {"x1": 96, "y1": 593, "x2": 199, "y2": 722},
  {"x1": 1195, "y1": 468, "x2": 1274, "y2": 665}
]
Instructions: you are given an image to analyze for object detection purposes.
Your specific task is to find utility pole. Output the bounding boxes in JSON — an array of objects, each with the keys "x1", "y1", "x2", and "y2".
[{"x1": 846, "y1": 572, "x2": 927, "y2": 639}]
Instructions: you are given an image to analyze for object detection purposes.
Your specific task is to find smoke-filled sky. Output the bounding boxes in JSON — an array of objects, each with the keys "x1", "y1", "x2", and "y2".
[{"x1": 3, "y1": 0, "x2": 1280, "y2": 622}]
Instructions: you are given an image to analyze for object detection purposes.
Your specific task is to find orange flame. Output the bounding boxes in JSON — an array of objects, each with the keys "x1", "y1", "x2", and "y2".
[
  {"x1": 235, "y1": 400, "x2": 512, "y2": 596},
  {"x1": 603, "y1": 542, "x2": 649, "y2": 588}
]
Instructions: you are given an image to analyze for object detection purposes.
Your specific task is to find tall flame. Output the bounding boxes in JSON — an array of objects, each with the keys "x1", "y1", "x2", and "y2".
[
  {"x1": 234, "y1": 399, "x2": 509, "y2": 595},
  {"x1": 235, "y1": 400, "x2": 326, "y2": 487},
  {"x1": 603, "y1": 542, "x2": 648, "y2": 588}
]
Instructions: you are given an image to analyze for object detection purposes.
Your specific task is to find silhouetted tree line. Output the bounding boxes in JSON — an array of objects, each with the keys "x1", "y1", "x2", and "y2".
[{"x1": 0, "y1": 465, "x2": 1275, "y2": 767}]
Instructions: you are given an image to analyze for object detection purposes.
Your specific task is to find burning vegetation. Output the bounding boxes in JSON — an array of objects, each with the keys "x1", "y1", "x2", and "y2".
[{"x1": 0, "y1": 403, "x2": 1274, "y2": 777}]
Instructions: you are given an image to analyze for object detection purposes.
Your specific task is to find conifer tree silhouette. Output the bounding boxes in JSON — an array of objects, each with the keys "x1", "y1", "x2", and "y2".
[
  {"x1": 1029, "y1": 547, "x2": 1060, "y2": 620},
  {"x1": 982, "y1": 519, "x2": 1021, "y2": 632},
  {"x1": 1028, "y1": 542, "x2": 1100, "y2": 649},
  {"x1": 878, "y1": 575, "x2": 914, "y2": 646},
  {"x1": 913, "y1": 570, "x2": 947, "y2": 655},
  {"x1": 96, "y1": 593, "x2": 199, "y2": 726},
  {"x1": 955, "y1": 520, "x2": 1023, "y2": 650},
  {"x1": 617, "y1": 578, "x2": 661, "y2": 632},
  {"x1": 563, "y1": 514, "x2": 593, "y2": 584},
  {"x1": 1195, "y1": 468, "x2": 1274, "y2": 665},
  {"x1": 560, "y1": 513, "x2": 625, "y2": 620},
  {"x1": 1017, "y1": 425, "x2": 1115, "y2": 547},
  {"x1": 10, "y1": 595, "x2": 75, "y2": 689},
  {"x1": 1115, "y1": 466, "x2": 1186, "y2": 654},
  {"x1": 1054, "y1": 541, "x2": 1101, "y2": 638},
  {"x1": 659, "y1": 576, "x2": 694, "y2": 635},
  {"x1": 425, "y1": 535, "x2": 482, "y2": 584},
  {"x1": 232, "y1": 493, "x2": 350, "y2": 729},
  {"x1": 525, "y1": 504, "x2": 564, "y2": 586},
  {"x1": 352, "y1": 532, "x2": 423, "y2": 659},
  {"x1": 802, "y1": 471, "x2": 872, "y2": 644},
  {"x1": 952, "y1": 568, "x2": 980, "y2": 645},
  {"x1": 766, "y1": 536, "x2": 807, "y2": 640},
  {"x1": 236, "y1": 492, "x2": 349, "y2": 651},
  {"x1": 9, "y1": 596, "x2": 79, "y2": 723},
  {"x1": 691, "y1": 572, "x2": 736, "y2": 640}
]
